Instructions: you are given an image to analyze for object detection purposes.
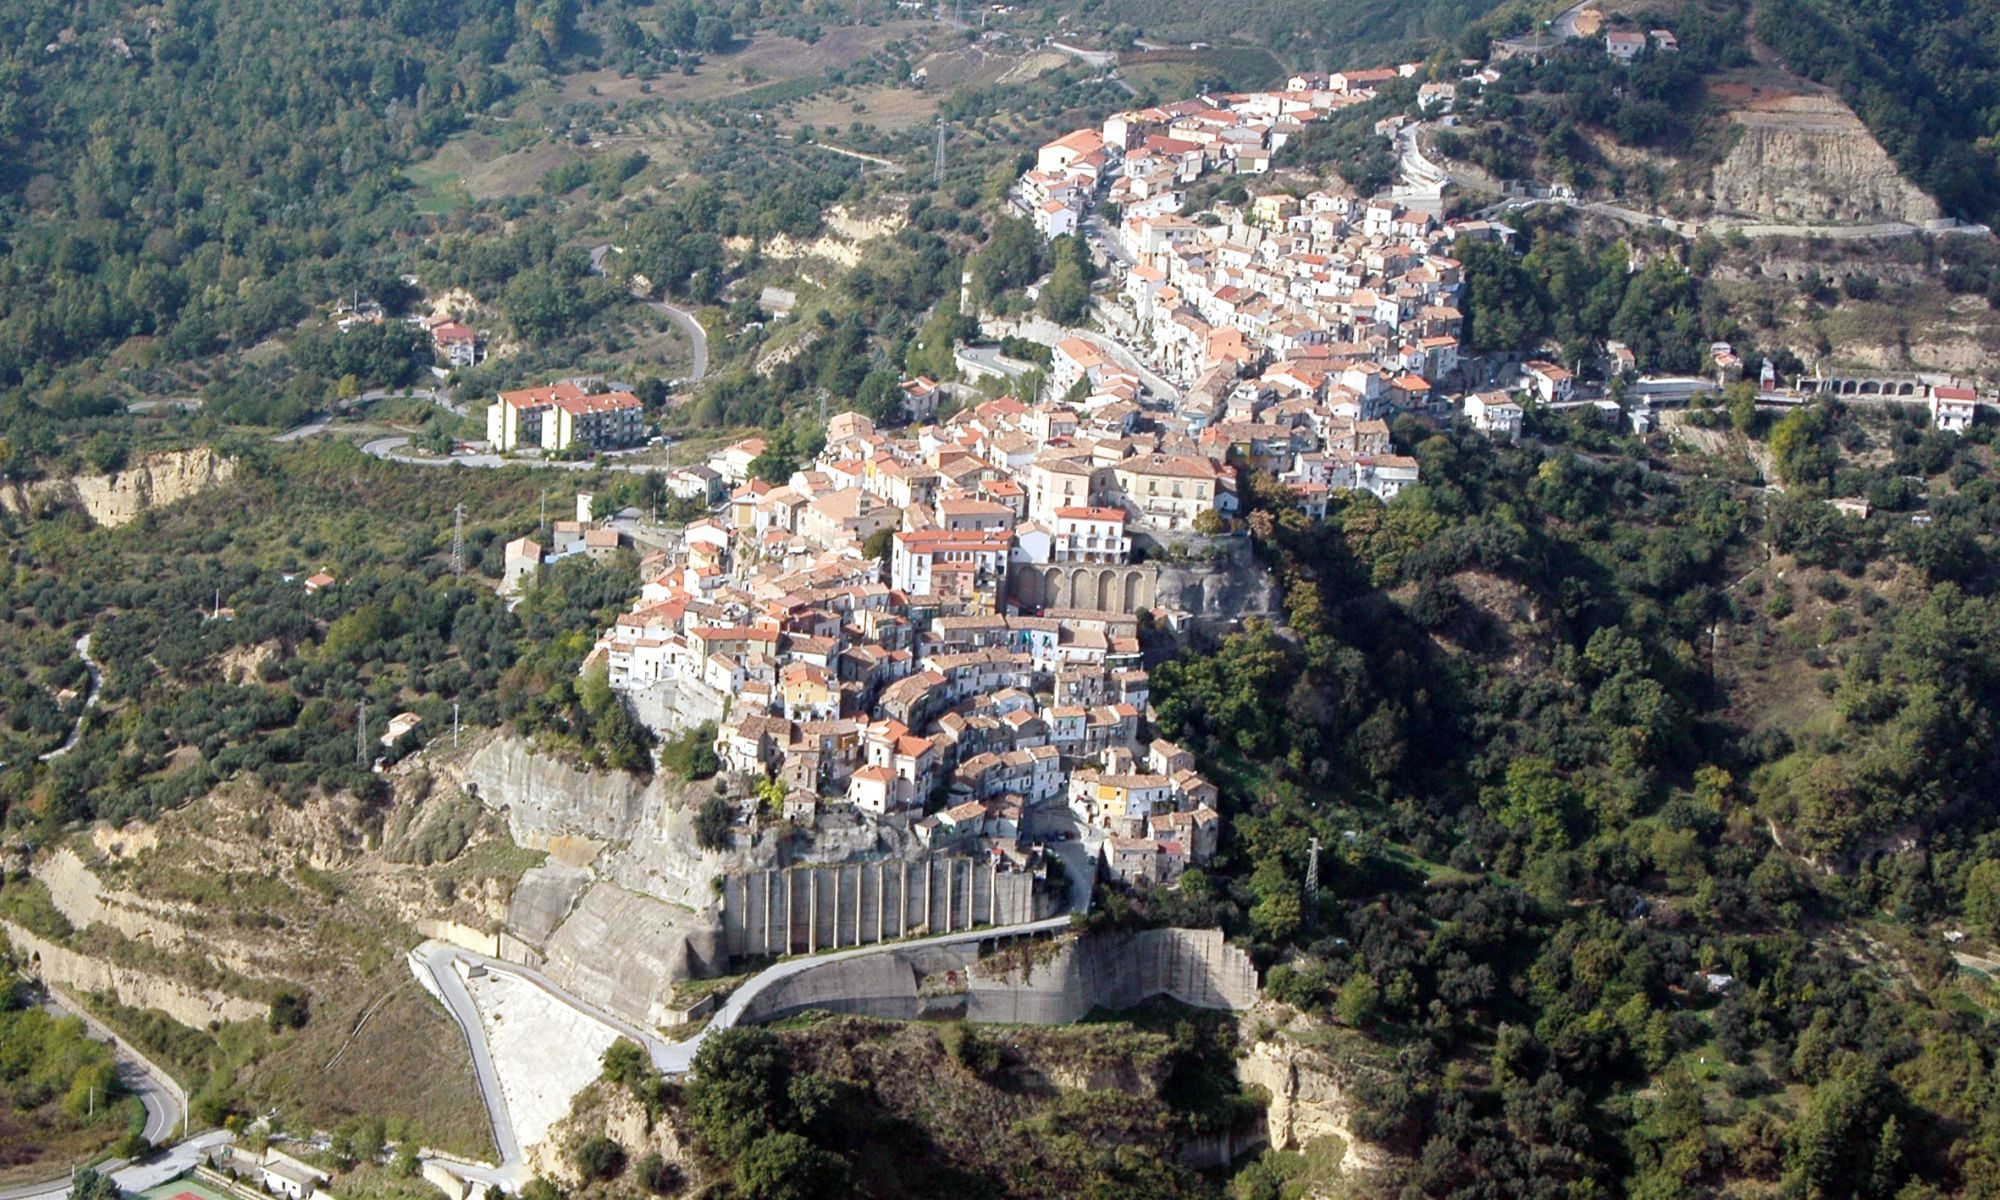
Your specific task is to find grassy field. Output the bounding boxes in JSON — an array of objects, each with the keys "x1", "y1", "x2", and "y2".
[
  {"x1": 405, "y1": 137, "x2": 584, "y2": 205},
  {"x1": 1119, "y1": 47, "x2": 1288, "y2": 97},
  {"x1": 558, "y1": 21, "x2": 941, "y2": 108},
  {"x1": 786, "y1": 84, "x2": 941, "y2": 135}
]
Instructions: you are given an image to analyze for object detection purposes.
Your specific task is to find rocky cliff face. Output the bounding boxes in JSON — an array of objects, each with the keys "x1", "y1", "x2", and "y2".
[
  {"x1": 1238, "y1": 1038, "x2": 1393, "y2": 1178},
  {"x1": 0, "y1": 446, "x2": 236, "y2": 528},
  {"x1": 3, "y1": 920, "x2": 267, "y2": 1027},
  {"x1": 36, "y1": 847, "x2": 189, "y2": 950},
  {"x1": 462, "y1": 734, "x2": 650, "y2": 851},
  {"x1": 1709, "y1": 96, "x2": 1940, "y2": 224},
  {"x1": 530, "y1": 1080, "x2": 700, "y2": 1187},
  {"x1": 458, "y1": 735, "x2": 879, "y2": 912},
  {"x1": 19, "y1": 846, "x2": 274, "y2": 1025}
]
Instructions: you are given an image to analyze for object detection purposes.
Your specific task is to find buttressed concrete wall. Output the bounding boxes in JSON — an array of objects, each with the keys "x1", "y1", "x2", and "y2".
[
  {"x1": 736, "y1": 927, "x2": 1257, "y2": 1027},
  {"x1": 720, "y1": 857, "x2": 1053, "y2": 958}
]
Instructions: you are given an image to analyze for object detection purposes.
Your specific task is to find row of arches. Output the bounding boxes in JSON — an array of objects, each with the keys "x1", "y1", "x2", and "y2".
[
  {"x1": 1011, "y1": 564, "x2": 1159, "y2": 614},
  {"x1": 1802, "y1": 378, "x2": 1922, "y2": 397}
]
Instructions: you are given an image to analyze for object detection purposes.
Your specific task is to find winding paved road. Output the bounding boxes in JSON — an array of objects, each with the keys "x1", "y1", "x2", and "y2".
[
  {"x1": 589, "y1": 244, "x2": 709, "y2": 384},
  {"x1": 0, "y1": 1131, "x2": 233, "y2": 1200},
  {"x1": 410, "y1": 857, "x2": 1092, "y2": 1182},
  {"x1": 1477, "y1": 192, "x2": 1992, "y2": 243},
  {"x1": 986, "y1": 315, "x2": 1183, "y2": 402},
  {"x1": 40, "y1": 984, "x2": 182, "y2": 1146},
  {"x1": 358, "y1": 436, "x2": 667, "y2": 472},
  {"x1": 0, "y1": 985, "x2": 206, "y2": 1200},
  {"x1": 1552, "y1": 0, "x2": 1596, "y2": 40},
  {"x1": 38, "y1": 635, "x2": 99, "y2": 763}
]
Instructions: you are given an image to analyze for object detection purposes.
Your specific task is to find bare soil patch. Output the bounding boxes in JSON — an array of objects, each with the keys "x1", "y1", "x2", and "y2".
[
  {"x1": 788, "y1": 84, "x2": 941, "y2": 134},
  {"x1": 559, "y1": 21, "x2": 937, "y2": 106}
]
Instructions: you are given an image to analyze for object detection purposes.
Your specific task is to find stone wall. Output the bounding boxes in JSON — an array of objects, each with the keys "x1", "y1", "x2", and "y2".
[
  {"x1": 415, "y1": 918, "x2": 500, "y2": 957},
  {"x1": 720, "y1": 858, "x2": 1052, "y2": 958},
  {"x1": 736, "y1": 927, "x2": 1257, "y2": 1027},
  {"x1": 2, "y1": 921, "x2": 266, "y2": 1027}
]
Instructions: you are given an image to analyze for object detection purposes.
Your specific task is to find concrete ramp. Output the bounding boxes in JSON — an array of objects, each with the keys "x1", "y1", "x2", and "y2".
[{"x1": 505, "y1": 861, "x2": 589, "y2": 951}]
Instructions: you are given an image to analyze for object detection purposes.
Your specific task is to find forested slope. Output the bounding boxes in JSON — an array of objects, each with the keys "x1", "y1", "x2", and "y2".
[
  {"x1": 0, "y1": 0, "x2": 534, "y2": 389},
  {"x1": 1759, "y1": 0, "x2": 2000, "y2": 224},
  {"x1": 1149, "y1": 407, "x2": 2000, "y2": 1198}
]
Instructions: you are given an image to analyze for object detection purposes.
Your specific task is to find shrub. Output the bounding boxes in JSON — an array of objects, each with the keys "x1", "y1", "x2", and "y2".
[
  {"x1": 267, "y1": 990, "x2": 309, "y2": 1031},
  {"x1": 574, "y1": 1136, "x2": 625, "y2": 1181},
  {"x1": 694, "y1": 794, "x2": 733, "y2": 850},
  {"x1": 635, "y1": 1151, "x2": 680, "y2": 1194}
]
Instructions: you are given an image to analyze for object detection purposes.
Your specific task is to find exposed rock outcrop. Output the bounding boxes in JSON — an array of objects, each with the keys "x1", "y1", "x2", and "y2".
[
  {"x1": 722, "y1": 204, "x2": 906, "y2": 268},
  {"x1": 1709, "y1": 95, "x2": 1940, "y2": 224},
  {"x1": 1238, "y1": 1038, "x2": 1393, "y2": 1178},
  {"x1": 2, "y1": 921, "x2": 266, "y2": 1027},
  {"x1": 457, "y1": 735, "x2": 882, "y2": 912},
  {"x1": 35, "y1": 847, "x2": 189, "y2": 950},
  {"x1": 0, "y1": 447, "x2": 236, "y2": 528},
  {"x1": 530, "y1": 1081, "x2": 700, "y2": 1188},
  {"x1": 462, "y1": 735, "x2": 650, "y2": 850}
]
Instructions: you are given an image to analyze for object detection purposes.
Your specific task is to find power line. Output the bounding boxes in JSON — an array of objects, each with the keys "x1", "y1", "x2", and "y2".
[
  {"x1": 356, "y1": 701, "x2": 368, "y2": 770},
  {"x1": 934, "y1": 116, "x2": 946, "y2": 187},
  {"x1": 451, "y1": 502, "x2": 466, "y2": 577}
]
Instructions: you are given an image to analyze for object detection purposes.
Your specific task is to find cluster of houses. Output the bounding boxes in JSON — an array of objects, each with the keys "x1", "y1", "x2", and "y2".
[
  {"x1": 502, "y1": 493, "x2": 628, "y2": 591},
  {"x1": 1005, "y1": 73, "x2": 1623, "y2": 511},
  {"x1": 584, "y1": 400, "x2": 1236, "y2": 889},
  {"x1": 1020, "y1": 65, "x2": 1427, "y2": 242},
  {"x1": 331, "y1": 301, "x2": 484, "y2": 368}
]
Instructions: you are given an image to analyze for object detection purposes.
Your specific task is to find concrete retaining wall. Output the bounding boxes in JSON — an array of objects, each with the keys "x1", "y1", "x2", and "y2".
[
  {"x1": 720, "y1": 858, "x2": 1052, "y2": 958},
  {"x1": 737, "y1": 927, "x2": 1257, "y2": 1027},
  {"x1": 624, "y1": 676, "x2": 730, "y2": 737},
  {"x1": 967, "y1": 926, "x2": 1260, "y2": 1024},
  {"x1": 415, "y1": 918, "x2": 500, "y2": 957}
]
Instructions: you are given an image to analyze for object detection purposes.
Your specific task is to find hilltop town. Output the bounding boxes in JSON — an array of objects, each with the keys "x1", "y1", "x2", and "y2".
[
  {"x1": 1021, "y1": 64, "x2": 1526, "y2": 450},
  {"x1": 527, "y1": 72, "x2": 1486, "y2": 890},
  {"x1": 567, "y1": 392, "x2": 1228, "y2": 891},
  {"x1": 528, "y1": 60, "x2": 1989, "y2": 905}
]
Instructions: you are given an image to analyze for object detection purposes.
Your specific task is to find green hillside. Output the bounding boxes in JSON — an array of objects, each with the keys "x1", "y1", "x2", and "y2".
[{"x1": 1760, "y1": 0, "x2": 2000, "y2": 224}]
